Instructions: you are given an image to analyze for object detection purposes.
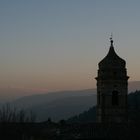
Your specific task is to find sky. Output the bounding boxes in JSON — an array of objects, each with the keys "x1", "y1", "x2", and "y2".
[{"x1": 0, "y1": 0, "x2": 140, "y2": 92}]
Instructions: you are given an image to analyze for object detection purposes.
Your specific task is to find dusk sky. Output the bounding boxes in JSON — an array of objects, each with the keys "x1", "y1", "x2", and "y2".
[{"x1": 0, "y1": 0, "x2": 140, "y2": 92}]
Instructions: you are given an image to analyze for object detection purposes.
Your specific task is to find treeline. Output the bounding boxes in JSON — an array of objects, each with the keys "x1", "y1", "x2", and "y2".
[
  {"x1": 128, "y1": 90, "x2": 140, "y2": 122},
  {"x1": 68, "y1": 106, "x2": 96, "y2": 123}
]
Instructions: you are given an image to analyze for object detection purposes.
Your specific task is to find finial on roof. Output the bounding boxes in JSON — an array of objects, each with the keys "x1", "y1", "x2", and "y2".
[{"x1": 110, "y1": 33, "x2": 113, "y2": 47}]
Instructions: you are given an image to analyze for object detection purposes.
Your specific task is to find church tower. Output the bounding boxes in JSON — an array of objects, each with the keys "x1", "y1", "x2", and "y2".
[{"x1": 96, "y1": 37, "x2": 129, "y2": 123}]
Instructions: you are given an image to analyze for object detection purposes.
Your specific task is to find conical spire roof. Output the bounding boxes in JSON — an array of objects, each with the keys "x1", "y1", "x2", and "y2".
[{"x1": 99, "y1": 38, "x2": 126, "y2": 68}]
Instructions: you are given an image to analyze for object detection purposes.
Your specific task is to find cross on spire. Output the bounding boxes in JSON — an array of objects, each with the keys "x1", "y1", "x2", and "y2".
[{"x1": 110, "y1": 33, "x2": 113, "y2": 46}]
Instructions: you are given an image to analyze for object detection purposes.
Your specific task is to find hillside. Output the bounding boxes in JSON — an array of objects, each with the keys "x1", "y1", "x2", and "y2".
[
  {"x1": 68, "y1": 90, "x2": 140, "y2": 123},
  {"x1": 10, "y1": 89, "x2": 96, "y2": 121}
]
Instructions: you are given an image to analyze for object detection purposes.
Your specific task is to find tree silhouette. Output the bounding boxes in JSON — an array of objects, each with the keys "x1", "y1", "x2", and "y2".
[{"x1": 0, "y1": 104, "x2": 36, "y2": 123}]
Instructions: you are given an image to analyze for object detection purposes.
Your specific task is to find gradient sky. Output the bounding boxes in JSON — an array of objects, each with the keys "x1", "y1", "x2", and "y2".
[{"x1": 0, "y1": 0, "x2": 140, "y2": 92}]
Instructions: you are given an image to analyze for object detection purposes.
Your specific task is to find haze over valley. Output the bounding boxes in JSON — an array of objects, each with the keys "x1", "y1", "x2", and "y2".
[{"x1": 0, "y1": 81, "x2": 139, "y2": 121}]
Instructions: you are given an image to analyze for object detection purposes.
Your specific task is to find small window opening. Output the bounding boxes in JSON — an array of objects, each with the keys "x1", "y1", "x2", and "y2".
[{"x1": 113, "y1": 71, "x2": 117, "y2": 76}]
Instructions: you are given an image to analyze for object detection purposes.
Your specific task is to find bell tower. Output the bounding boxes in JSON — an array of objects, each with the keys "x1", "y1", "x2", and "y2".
[{"x1": 96, "y1": 37, "x2": 129, "y2": 123}]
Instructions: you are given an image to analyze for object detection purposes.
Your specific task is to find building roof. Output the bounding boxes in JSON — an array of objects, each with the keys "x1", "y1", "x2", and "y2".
[{"x1": 99, "y1": 38, "x2": 126, "y2": 68}]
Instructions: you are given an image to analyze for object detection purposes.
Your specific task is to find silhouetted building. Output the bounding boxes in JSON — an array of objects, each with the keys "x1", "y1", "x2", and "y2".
[{"x1": 96, "y1": 37, "x2": 129, "y2": 123}]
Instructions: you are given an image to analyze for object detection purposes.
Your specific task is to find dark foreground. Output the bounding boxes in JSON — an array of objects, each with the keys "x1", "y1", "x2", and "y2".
[{"x1": 0, "y1": 122, "x2": 140, "y2": 140}]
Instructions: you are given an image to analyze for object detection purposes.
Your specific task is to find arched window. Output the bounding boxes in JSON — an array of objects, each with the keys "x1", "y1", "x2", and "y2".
[{"x1": 112, "y1": 90, "x2": 119, "y2": 105}]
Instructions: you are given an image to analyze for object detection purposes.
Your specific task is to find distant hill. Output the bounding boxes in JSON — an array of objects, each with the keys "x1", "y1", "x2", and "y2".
[
  {"x1": 0, "y1": 81, "x2": 140, "y2": 103},
  {"x1": 11, "y1": 89, "x2": 96, "y2": 108},
  {"x1": 0, "y1": 87, "x2": 47, "y2": 103},
  {"x1": 30, "y1": 95, "x2": 96, "y2": 121},
  {"x1": 0, "y1": 81, "x2": 140, "y2": 122},
  {"x1": 10, "y1": 89, "x2": 96, "y2": 121}
]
